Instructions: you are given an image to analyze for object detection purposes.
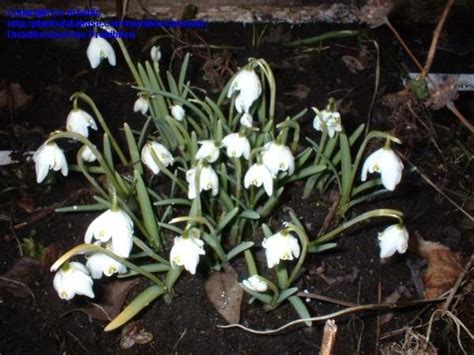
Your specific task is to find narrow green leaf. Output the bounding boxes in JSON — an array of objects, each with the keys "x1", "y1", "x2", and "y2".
[
  {"x1": 55, "y1": 203, "x2": 107, "y2": 213},
  {"x1": 287, "y1": 164, "x2": 326, "y2": 182},
  {"x1": 240, "y1": 284, "x2": 273, "y2": 304},
  {"x1": 276, "y1": 287, "x2": 298, "y2": 303},
  {"x1": 226, "y1": 241, "x2": 254, "y2": 261},
  {"x1": 217, "y1": 207, "x2": 239, "y2": 232},
  {"x1": 286, "y1": 30, "x2": 358, "y2": 47},
  {"x1": 178, "y1": 52, "x2": 190, "y2": 94},
  {"x1": 239, "y1": 209, "x2": 260, "y2": 220},
  {"x1": 124, "y1": 123, "x2": 142, "y2": 174},
  {"x1": 104, "y1": 285, "x2": 165, "y2": 331},
  {"x1": 308, "y1": 242, "x2": 337, "y2": 253},
  {"x1": 134, "y1": 169, "x2": 161, "y2": 249},
  {"x1": 288, "y1": 295, "x2": 312, "y2": 326},
  {"x1": 154, "y1": 198, "x2": 192, "y2": 207},
  {"x1": 118, "y1": 263, "x2": 171, "y2": 277},
  {"x1": 262, "y1": 223, "x2": 273, "y2": 238}
]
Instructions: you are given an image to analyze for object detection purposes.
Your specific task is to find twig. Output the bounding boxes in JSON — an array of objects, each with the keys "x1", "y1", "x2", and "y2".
[
  {"x1": 218, "y1": 297, "x2": 448, "y2": 335},
  {"x1": 384, "y1": 19, "x2": 424, "y2": 73},
  {"x1": 296, "y1": 291, "x2": 357, "y2": 308},
  {"x1": 67, "y1": 330, "x2": 90, "y2": 353},
  {"x1": 422, "y1": 0, "x2": 454, "y2": 78},
  {"x1": 446, "y1": 102, "x2": 474, "y2": 133},
  {"x1": 172, "y1": 328, "x2": 187, "y2": 352},
  {"x1": 318, "y1": 192, "x2": 340, "y2": 236},
  {"x1": 0, "y1": 276, "x2": 36, "y2": 301},
  {"x1": 375, "y1": 282, "x2": 382, "y2": 354},
  {"x1": 319, "y1": 319, "x2": 337, "y2": 355},
  {"x1": 366, "y1": 40, "x2": 380, "y2": 135}
]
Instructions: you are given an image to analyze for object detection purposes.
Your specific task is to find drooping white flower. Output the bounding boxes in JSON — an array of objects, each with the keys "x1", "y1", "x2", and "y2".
[
  {"x1": 87, "y1": 36, "x2": 116, "y2": 69},
  {"x1": 227, "y1": 68, "x2": 262, "y2": 113},
  {"x1": 221, "y1": 133, "x2": 251, "y2": 160},
  {"x1": 242, "y1": 275, "x2": 268, "y2": 292},
  {"x1": 195, "y1": 140, "x2": 220, "y2": 163},
  {"x1": 53, "y1": 262, "x2": 95, "y2": 300},
  {"x1": 262, "y1": 231, "x2": 301, "y2": 268},
  {"x1": 66, "y1": 109, "x2": 98, "y2": 138},
  {"x1": 186, "y1": 165, "x2": 219, "y2": 200},
  {"x1": 313, "y1": 109, "x2": 342, "y2": 138},
  {"x1": 244, "y1": 163, "x2": 273, "y2": 196},
  {"x1": 84, "y1": 209, "x2": 134, "y2": 258},
  {"x1": 378, "y1": 224, "x2": 409, "y2": 258},
  {"x1": 141, "y1": 141, "x2": 174, "y2": 175},
  {"x1": 133, "y1": 96, "x2": 149, "y2": 115},
  {"x1": 150, "y1": 45, "x2": 161, "y2": 62},
  {"x1": 262, "y1": 142, "x2": 295, "y2": 177},
  {"x1": 361, "y1": 147, "x2": 404, "y2": 191},
  {"x1": 86, "y1": 252, "x2": 127, "y2": 279},
  {"x1": 240, "y1": 113, "x2": 254, "y2": 127},
  {"x1": 170, "y1": 234, "x2": 206, "y2": 274},
  {"x1": 33, "y1": 142, "x2": 68, "y2": 184},
  {"x1": 171, "y1": 105, "x2": 185, "y2": 121},
  {"x1": 81, "y1": 145, "x2": 97, "y2": 162}
]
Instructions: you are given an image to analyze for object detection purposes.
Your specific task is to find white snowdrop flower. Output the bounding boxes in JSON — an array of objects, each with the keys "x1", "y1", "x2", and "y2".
[
  {"x1": 221, "y1": 133, "x2": 251, "y2": 160},
  {"x1": 81, "y1": 145, "x2": 97, "y2": 162},
  {"x1": 378, "y1": 224, "x2": 409, "y2": 259},
  {"x1": 86, "y1": 36, "x2": 116, "y2": 69},
  {"x1": 84, "y1": 209, "x2": 134, "y2": 258},
  {"x1": 186, "y1": 165, "x2": 219, "y2": 200},
  {"x1": 313, "y1": 109, "x2": 342, "y2": 138},
  {"x1": 53, "y1": 262, "x2": 94, "y2": 300},
  {"x1": 66, "y1": 109, "x2": 98, "y2": 138},
  {"x1": 171, "y1": 104, "x2": 185, "y2": 121},
  {"x1": 361, "y1": 147, "x2": 404, "y2": 191},
  {"x1": 195, "y1": 140, "x2": 220, "y2": 163},
  {"x1": 227, "y1": 68, "x2": 262, "y2": 113},
  {"x1": 150, "y1": 45, "x2": 161, "y2": 62},
  {"x1": 262, "y1": 231, "x2": 301, "y2": 268},
  {"x1": 262, "y1": 142, "x2": 295, "y2": 177},
  {"x1": 33, "y1": 142, "x2": 68, "y2": 184},
  {"x1": 240, "y1": 113, "x2": 254, "y2": 127},
  {"x1": 133, "y1": 96, "x2": 149, "y2": 115},
  {"x1": 170, "y1": 234, "x2": 206, "y2": 274},
  {"x1": 244, "y1": 163, "x2": 273, "y2": 196},
  {"x1": 242, "y1": 275, "x2": 268, "y2": 292},
  {"x1": 86, "y1": 252, "x2": 127, "y2": 279},
  {"x1": 141, "y1": 141, "x2": 174, "y2": 175}
]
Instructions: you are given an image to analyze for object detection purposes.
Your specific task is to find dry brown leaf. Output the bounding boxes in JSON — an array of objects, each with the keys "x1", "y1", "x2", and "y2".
[
  {"x1": 0, "y1": 257, "x2": 39, "y2": 299},
  {"x1": 416, "y1": 234, "x2": 464, "y2": 299},
  {"x1": 0, "y1": 83, "x2": 33, "y2": 110},
  {"x1": 341, "y1": 55, "x2": 365, "y2": 73},
  {"x1": 204, "y1": 264, "x2": 243, "y2": 324},
  {"x1": 120, "y1": 321, "x2": 153, "y2": 349},
  {"x1": 81, "y1": 278, "x2": 140, "y2": 320}
]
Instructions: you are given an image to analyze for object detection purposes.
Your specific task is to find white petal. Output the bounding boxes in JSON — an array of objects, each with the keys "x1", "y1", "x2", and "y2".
[{"x1": 171, "y1": 105, "x2": 185, "y2": 121}]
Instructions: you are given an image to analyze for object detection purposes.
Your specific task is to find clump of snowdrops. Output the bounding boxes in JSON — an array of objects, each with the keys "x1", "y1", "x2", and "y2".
[{"x1": 36, "y1": 26, "x2": 409, "y2": 330}]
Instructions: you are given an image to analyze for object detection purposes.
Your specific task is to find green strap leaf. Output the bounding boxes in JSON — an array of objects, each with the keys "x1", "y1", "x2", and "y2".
[
  {"x1": 104, "y1": 285, "x2": 166, "y2": 331},
  {"x1": 288, "y1": 295, "x2": 312, "y2": 326},
  {"x1": 226, "y1": 241, "x2": 254, "y2": 261}
]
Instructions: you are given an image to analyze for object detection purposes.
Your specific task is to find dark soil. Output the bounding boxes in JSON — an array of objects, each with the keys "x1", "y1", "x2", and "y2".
[{"x1": 1, "y1": 16, "x2": 473, "y2": 355}]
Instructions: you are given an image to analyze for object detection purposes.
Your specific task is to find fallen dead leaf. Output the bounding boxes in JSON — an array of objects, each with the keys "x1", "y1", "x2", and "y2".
[
  {"x1": 341, "y1": 55, "x2": 365, "y2": 73},
  {"x1": 0, "y1": 257, "x2": 39, "y2": 299},
  {"x1": 0, "y1": 82, "x2": 33, "y2": 110},
  {"x1": 204, "y1": 264, "x2": 243, "y2": 324},
  {"x1": 415, "y1": 233, "x2": 464, "y2": 299},
  {"x1": 120, "y1": 320, "x2": 153, "y2": 349},
  {"x1": 81, "y1": 279, "x2": 140, "y2": 320}
]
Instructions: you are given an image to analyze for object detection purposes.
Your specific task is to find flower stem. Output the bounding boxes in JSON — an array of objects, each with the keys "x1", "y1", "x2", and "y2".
[{"x1": 312, "y1": 208, "x2": 404, "y2": 246}]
